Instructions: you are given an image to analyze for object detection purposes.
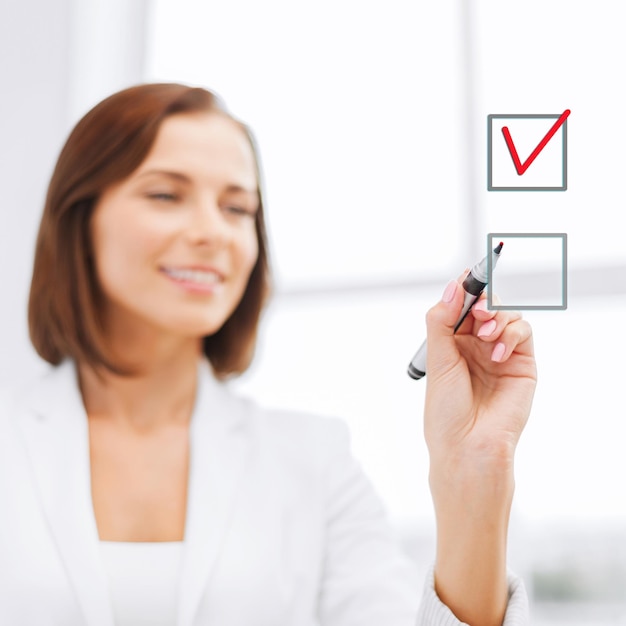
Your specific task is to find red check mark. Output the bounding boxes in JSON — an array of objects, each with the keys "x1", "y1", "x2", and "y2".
[{"x1": 501, "y1": 109, "x2": 570, "y2": 175}]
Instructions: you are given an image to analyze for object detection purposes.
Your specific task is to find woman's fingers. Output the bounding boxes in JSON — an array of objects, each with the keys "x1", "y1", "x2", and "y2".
[
  {"x1": 470, "y1": 294, "x2": 496, "y2": 321},
  {"x1": 460, "y1": 293, "x2": 521, "y2": 338},
  {"x1": 474, "y1": 311, "x2": 523, "y2": 344},
  {"x1": 486, "y1": 317, "x2": 534, "y2": 362},
  {"x1": 434, "y1": 278, "x2": 531, "y2": 362},
  {"x1": 425, "y1": 278, "x2": 469, "y2": 376},
  {"x1": 449, "y1": 289, "x2": 532, "y2": 362}
]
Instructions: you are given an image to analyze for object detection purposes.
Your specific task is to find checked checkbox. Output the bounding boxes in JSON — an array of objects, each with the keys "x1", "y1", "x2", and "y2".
[{"x1": 487, "y1": 111, "x2": 570, "y2": 191}]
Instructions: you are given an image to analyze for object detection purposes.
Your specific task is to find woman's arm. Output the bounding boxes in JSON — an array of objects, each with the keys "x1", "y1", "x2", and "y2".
[{"x1": 423, "y1": 276, "x2": 537, "y2": 626}]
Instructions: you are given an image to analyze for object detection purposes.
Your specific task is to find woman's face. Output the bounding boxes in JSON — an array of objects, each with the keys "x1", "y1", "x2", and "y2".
[{"x1": 90, "y1": 112, "x2": 260, "y2": 343}]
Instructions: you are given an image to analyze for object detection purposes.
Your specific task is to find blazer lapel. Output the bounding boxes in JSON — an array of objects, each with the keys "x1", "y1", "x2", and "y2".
[
  {"x1": 14, "y1": 358, "x2": 116, "y2": 626},
  {"x1": 14, "y1": 357, "x2": 253, "y2": 626},
  {"x1": 176, "y1": 358, "x2": 252, "y2": 626}
]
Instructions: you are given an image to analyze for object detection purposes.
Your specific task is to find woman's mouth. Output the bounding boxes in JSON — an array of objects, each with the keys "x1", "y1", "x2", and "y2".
[{"x1": 160, "y1": 267, "x2": 223, "y2": 293}]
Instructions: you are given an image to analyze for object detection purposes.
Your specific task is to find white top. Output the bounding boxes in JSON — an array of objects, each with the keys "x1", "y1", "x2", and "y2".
[
  {"x1": 99, "y1": 541, "x2": 184, "y2": 626},
  {"x1": 0, "y1": 357, "x2": 530, "y2": 625}
]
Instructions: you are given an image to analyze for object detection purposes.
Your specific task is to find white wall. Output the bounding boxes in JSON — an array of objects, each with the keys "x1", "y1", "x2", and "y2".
[
  {"x1": 0, "y1": 0, "x2": 148, "y2": 385},
  {"x1": 0, "y1": 0, "x2": 74, "y2": 384}
]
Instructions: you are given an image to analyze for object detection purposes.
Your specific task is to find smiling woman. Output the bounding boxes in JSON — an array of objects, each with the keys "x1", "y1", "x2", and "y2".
[
  {"x1": 85, "y1": 112, "x2": 261, "y2": 372},
  {"x1": 28, "y1": 84, "x2": 272, "y2": 381},
  {"x1": 1, "y1": 81, "x2": 535, "y2": 626}
]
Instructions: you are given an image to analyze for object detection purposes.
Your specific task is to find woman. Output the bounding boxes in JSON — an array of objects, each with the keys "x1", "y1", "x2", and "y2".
[{"x1": 0, "y1": 83, "x2": 536, "y2": 625}]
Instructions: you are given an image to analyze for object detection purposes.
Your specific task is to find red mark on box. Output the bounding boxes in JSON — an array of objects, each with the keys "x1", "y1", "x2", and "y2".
[{"x1": 502, "y1": 109, "x2": 570, "y2": 175}]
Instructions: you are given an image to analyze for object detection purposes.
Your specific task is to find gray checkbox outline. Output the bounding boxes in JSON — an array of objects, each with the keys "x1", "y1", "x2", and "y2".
[
  {"x1": 487, "y1": 114, "x2": 568, "y2": 191},
  {"x1": 487, "y1": 233, "x2": 568, "y2": 310}
]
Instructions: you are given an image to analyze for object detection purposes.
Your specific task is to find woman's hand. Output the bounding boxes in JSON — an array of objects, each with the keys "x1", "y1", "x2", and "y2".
[
  {"x1": 423, "y1": 273, "x2": 537, "y2": 626},
  {"x1": 424, "y1": 273, "x2": 537, "y2": 469}
]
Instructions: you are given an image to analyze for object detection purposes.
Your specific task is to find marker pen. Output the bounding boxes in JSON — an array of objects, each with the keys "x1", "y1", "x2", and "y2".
[{"x1": 407, "y1": 242, "x2": 504, "y2": 380}]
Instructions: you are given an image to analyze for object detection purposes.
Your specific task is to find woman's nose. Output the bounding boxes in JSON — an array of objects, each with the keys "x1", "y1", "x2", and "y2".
[{"x1": 187, "y1": 200, "x2": 230, "y2": 246}]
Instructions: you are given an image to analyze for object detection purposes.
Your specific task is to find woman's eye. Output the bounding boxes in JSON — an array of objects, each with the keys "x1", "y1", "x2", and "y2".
[
  {"x1": 147, "y1": 192, "x2": 178, "y2": 202},
  {"x1": 226, "y1": 206, "x2": 255, "y2": 217}
]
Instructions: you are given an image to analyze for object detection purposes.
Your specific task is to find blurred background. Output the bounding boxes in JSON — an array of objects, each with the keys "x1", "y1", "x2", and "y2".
[{"x1": 1, "y1": 1, "x2": 626, "y2": 623}]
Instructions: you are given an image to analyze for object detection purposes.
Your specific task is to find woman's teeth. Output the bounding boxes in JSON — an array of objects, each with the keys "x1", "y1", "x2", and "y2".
[{"x1": 163, "y1": 268, "x2": 221, "y2": 284}]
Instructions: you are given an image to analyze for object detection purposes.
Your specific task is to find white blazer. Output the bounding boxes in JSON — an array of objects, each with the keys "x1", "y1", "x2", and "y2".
[{"x1": 0, "y1": 357, "x2": 528, "y2": 625}]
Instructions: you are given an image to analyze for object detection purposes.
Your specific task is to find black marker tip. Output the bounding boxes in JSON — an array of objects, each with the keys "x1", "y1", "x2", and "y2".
[{"x1": 494, "y1": 241, "x2": 504, "y2": 254}]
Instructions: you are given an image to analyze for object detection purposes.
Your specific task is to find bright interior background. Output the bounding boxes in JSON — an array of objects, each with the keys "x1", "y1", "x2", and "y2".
[
  {"x1": 2, "y1": 1, "x2": 626, "y2": 623},
  {"x1": 143, "y1": 0, "x2": 626, "y2": 522},
  {"x1": 146, "y1": 1, "x2": 469, "y2": 290}
]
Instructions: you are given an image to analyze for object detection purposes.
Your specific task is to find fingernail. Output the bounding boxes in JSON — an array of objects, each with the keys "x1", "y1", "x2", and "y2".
[
  {"x1": 473, "y1": 299, "x2": 489, "y2": 313},
  {"x1": 442, "y1": 280, "x2": 457, "y2": 303},
  {"x1": 491, "y1": 342, "x2": 506, "y2": 362},
  {"x1": 477, "y1": 319, "x2": 497, "y2": 337}
]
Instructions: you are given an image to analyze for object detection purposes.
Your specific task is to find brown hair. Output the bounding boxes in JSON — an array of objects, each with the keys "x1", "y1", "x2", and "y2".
[{"x1": 28, "y1": 83, "x2": 272, "y2": 380}]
